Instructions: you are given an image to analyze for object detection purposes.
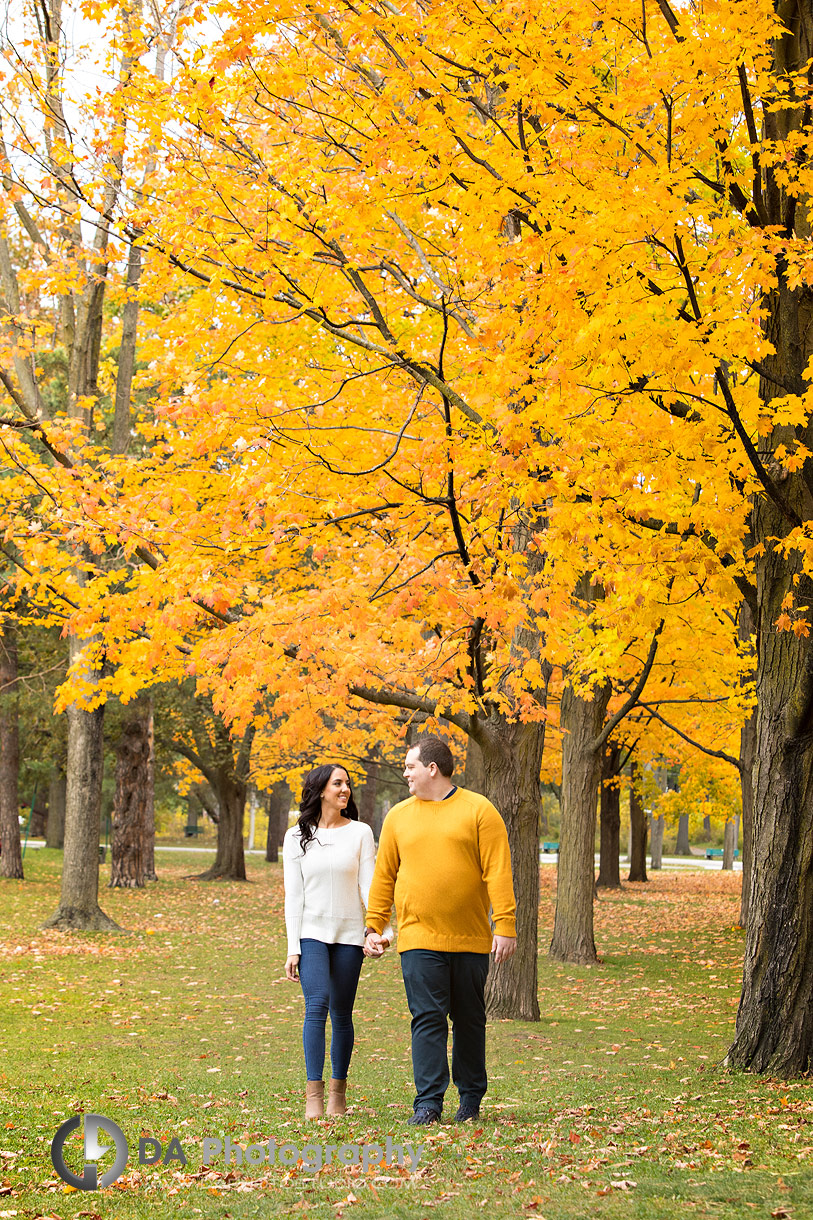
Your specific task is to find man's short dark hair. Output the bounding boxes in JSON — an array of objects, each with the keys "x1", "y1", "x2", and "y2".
[{"x1": 412, "y1": 734, "x2": 454, "y2": 778}]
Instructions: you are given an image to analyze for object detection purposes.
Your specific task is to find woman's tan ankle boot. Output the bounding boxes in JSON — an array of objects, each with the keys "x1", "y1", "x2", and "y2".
[
  {"x1": 326, "y1": 1078, "x2": 347, "y2": 1116},
  {"x1": 305, "y1": 1080, "x2": 324, "y2": 1119}
]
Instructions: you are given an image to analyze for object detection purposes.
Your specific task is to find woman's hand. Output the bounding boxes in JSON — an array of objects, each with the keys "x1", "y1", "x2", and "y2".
[
  {"x1": 364, "y1": 932, "x2": 389, "y2": 957},
  {"x1": 285, "y1": 954, "x2": 301, "y2": 980}
]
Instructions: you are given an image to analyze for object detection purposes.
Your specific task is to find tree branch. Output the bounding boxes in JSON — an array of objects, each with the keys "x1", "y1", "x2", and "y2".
[
  {"x1": 637, "y1": 703, "x2": 741, "y2": 770},
  {"x1": 592, "y1": 620, "x2": 664, "y2": 751}
]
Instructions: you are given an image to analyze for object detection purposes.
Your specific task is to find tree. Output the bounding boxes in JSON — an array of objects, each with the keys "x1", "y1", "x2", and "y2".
[
  {"x1": 628, "y1": 761, "x2": 648, "y2": 884},
  {"x1": 109, "y1": 702, "x2": 151, "y2": 888},
  {"x1": 0, "y1": 620, "x2": 22, "y2": 878}
]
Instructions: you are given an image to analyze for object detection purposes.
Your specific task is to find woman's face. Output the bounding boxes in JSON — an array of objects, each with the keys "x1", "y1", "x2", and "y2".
[{"x1": 320, "y1": 767, "x2": 351, "y2": 816}]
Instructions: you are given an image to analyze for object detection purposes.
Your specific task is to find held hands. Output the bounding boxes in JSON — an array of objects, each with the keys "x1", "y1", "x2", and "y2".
[
  {"x1": 285, "y1": 954, "x2": 300, "y2": 981},
  {"x1": 364, "y1": 932, "x2": 390, "y2": 958},
  {"x1": 491, "y1": 934, "x2": 517, "y2": 964}
]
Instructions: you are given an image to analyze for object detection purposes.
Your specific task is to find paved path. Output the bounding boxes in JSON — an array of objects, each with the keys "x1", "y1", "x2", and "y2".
[{"x1": 23, "y1": 841, "x2": 742, "y2": 871}]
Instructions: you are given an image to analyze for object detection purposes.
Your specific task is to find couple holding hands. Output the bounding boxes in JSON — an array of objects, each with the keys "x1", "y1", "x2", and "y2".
[{"x1": 282, "y1": 736, "x2": 517, "y2": 1124}]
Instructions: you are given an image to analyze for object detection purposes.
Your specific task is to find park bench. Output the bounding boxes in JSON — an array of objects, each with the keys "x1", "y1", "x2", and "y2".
[
  {"x1": 705, "y1": 847, "x2": 739, "y2": 859},
  {"x1": 541, "y1": 841, "x2": 560, "y2": 853},
  {"x1": 184, "y1": 824, "x2": 203, "y2": 837}
]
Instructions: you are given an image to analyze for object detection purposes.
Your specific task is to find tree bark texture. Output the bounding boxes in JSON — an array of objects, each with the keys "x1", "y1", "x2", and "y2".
[
  {"x1": 596, "y1": 741, "x2": 621, "y2": 889},
  {"x1": 43, "y1": 639, "x2": 118, "y2": 929},
  {"x1": 722, "y1": 816, "x2": 737, "y2": 871},
  {"x1": 739, "y1": 707, "x2": 756, "y2": 925},
  {"x1": 109, "y1": 708, "x2": 150, "y2": 888},
  {"x1": 143, "y1": 704, "x2": 157, "y2": 880},
  {"x1": 0, "y1": 622, "x2": 23, "y2": 879},
  {"x1": 627, "y1": 762, "x2": 648, "y2": 882},
  {"x1": 549, "y1": 681, "x2": 611, "y2": 964},
  {"x1": 475, "y1": 713, "x2": 547, "y2": 1020},
  {"x1": 464, "y1": 735, "x2": 486, "y2": 794},
  {"x1": 46, "y1": 767, "x2": 66, "y2": 849}
]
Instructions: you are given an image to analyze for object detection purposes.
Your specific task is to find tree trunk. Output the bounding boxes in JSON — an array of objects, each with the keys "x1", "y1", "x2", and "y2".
[
  {"x1": 46, "y1": 767, "x2": 66, "y2": 849},
  {"x1": 675, "y1": 813, "x2": 691, "y2": 856},
  {"x1": 265, "y1": 780, "x2": 290, "y2": 862},
  {"x1": 628, "y1": 762, "x2": 647, "y2": 882},
  {"x1": 596, "y1": 741, "x2": 621, "y2": 889},
  {"x1": 728, "y1": 575, "x2": 813, "y2": 1073},
  {"x1": 650, "y1": 813, "x2": 664, "y2": 870},
  {"x1": 196, "y1": 772, "x2": 247, "y2": 880},
  {"x1": 549, "y1": 681, "x2": 611, "y2": 964},
  {"x1": 475, "y1": 713, "x2": 547, "y2": 1020},
  {"x1": 109, "y1": 707, "x2": 150, "y2": 888},
  {"x1": 739, "y1": 708, "x2": 756, "y2": 927},
  {"x1": 464, "y1": 735, "x2": 486, "y2": 794},
  {"x1": 143, "y1": 703, "x2": 157, "y2": 880},
  {"x1": 722, "y1": 816, "x2": 737, "y2": 871},
  {"x1": 726, "y1": 0, "x2": 813, "y2": 1078},
  {"x1": 358, "y1": 764, "x2": 377, "y2": 828},
  {"x1": 0, "y1": 621, "x2": 23, "y2": 879},
  {"x1": 702, "y1": 812, "x2": 712, "y2": 843},
  {"x1": 43, "y1": 639, "x2": 118, "y2": 929}
]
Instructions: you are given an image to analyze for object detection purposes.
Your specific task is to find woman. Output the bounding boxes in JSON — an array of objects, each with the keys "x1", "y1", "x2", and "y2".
[{"x1": 283, "y1": 764, "x2": 390, "y2": 1119}]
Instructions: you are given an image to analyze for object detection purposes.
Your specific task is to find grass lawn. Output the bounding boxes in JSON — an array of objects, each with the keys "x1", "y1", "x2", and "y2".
[{"x1": 0, "y1": 850, "x2": 809, "y2": 1219}]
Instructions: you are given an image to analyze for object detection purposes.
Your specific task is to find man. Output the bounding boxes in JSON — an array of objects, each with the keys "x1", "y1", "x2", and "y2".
[{"x1": 364, "y1": 735, "x2": 516, "y2": 1125}]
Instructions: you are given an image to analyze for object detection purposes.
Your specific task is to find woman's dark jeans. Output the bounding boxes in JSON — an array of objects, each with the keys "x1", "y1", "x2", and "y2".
[{"x1": 298, "y1": 938, "x2": 364, "y2": 1081}]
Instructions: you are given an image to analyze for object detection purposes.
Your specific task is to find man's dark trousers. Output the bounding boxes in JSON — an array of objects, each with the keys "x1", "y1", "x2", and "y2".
[{"x1": 400, "y1": 949, "x2": 490, "y2": 1114}]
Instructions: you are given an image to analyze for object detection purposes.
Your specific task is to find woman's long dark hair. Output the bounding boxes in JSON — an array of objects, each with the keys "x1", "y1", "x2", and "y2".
[{"x1": 297, "y1": 764, "x2": 359, "y2": 851}]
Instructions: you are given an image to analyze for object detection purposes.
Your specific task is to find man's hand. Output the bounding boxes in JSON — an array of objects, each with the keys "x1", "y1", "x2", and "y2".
[
  {"x1": 285, "y1": 954, "x2": 300, "y2": 980},
  {"x1": 364, "y1": 932, "x2": 389, "y2": 957},
  {"x1": 491, "y1": 935, "x2": 517, "y2": 964}
]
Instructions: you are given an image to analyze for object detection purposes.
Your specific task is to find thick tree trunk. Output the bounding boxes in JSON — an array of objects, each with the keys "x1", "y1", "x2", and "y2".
[
  {"x1": 739, "y1": 708, "x2": 756, "y2": 926},
  {"x1": 728, "y1": 564, "x2": 813, "y2": 1073},
  {"x1": 43, "y1": 639, "x2": 118, "y2": 929},
  {"x1": 46, "y1": 767, "x2": 66, "y2": 849},
  {"x1": 109, "y1": 708, "x2": 150, "y2": 888},
  {"x1": 596, "y1": 741, "x2": 621, "y2": 889},
  {"x1": 675, "y1": 813, "x2": 691, "y2": 856},
  {"x1": 627, "y1": 762, "x2": 647, "y2": 882},
  {"x1": 0, "y1": 622, "x2": 23, "y2": 879},
  {"x1": 726, "y1": 0, "x2": 813, "y2": 1078},
  {"x1": 475, "y1": 714, "x2": 547, "y2": 1020},
  {"x1": 196, "y1": 773, "x2": 247, "y2": 880},
  {"x1": 550, "y1": 681, "x2": 611, "y2": 964},
  {"x1": 722, "y1": 817, "x2": 737, "y2": 871},
  {"x1": 650, "y1": 813, "x2": 664, "y2": 870}
]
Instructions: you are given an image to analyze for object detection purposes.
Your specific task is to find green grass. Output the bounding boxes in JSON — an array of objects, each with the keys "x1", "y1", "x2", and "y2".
[{"x1": 0, "y1": 850, "x2": 809, "y2": 1219}]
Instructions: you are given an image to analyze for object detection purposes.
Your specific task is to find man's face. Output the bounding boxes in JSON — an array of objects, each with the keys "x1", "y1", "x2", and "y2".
[{"x1": 404, "y1": 746, "x2": 436, "y2": 799}]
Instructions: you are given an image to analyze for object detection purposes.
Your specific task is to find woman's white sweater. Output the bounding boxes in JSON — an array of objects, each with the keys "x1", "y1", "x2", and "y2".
[{"x1": 283, "y1": 819, "x2": 389, "y2": 955}]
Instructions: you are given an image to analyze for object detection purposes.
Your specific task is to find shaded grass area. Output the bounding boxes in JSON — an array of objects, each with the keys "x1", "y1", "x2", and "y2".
[{"x1": 0, "y1": 851, "x2": 810, "y2": 1218}]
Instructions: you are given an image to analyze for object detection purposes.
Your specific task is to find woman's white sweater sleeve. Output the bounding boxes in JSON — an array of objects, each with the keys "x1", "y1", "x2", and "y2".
[{"x1": 282, "y1": 830, "x2": 304, "y2": 956}]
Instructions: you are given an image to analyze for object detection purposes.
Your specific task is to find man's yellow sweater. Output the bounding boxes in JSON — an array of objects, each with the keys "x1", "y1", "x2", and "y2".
[{"x1": 365, "y1": 788, "x2": 516, "y2": 953}]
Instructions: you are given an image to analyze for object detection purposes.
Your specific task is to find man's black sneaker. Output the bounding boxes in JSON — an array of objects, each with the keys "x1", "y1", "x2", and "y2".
[
  {"x1": 407, "y1": 1106, "x2": 441, "y2": 1126},
  {"x1": 454, "y1": 1102, "x2": 480, "y2": 1122}
]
